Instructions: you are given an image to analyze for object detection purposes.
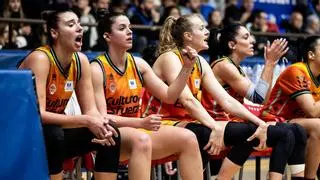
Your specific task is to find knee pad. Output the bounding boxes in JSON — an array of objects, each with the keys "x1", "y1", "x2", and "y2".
[
  {"x1": 185, "y1": 123, "x2": 211, "y2": 148},
  {"x1": 185, "y1": 123, "x2": 211, "y2": 167},
  {"x1": 290, "y1": 123, "x2": 307, "y2": 147}
]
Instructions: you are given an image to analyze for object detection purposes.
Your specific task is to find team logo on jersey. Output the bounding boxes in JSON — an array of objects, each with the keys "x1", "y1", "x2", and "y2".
[
  {"x1": 108, "y1": 74, "x2": 116, "y2": 93},
  {"x1": 64, "y1": 81, "x2": 74, "y2": 92},
  {"x1": 49, "y1": 83, "x2": 57, "y2": 95},
  {"x1": 129, "y1": 79, "x2": 137, "y2": 89},
  {"x1": 109, "y1": 82, "x2": 117, "y2": 93},
  {"x1": 195, "y1": 79, "x2": 200, "y2": 89}
]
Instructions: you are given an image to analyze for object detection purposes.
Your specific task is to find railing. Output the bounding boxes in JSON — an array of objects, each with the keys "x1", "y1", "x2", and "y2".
[
  {"x1": 0, "y1": 17, "x2": 312, "y2": 63},
  {"x1": 0, "y1": 17, "x2": 310, "y2": 44}
]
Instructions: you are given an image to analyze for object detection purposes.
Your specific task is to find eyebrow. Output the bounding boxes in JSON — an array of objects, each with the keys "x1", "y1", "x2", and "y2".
[{"x1": 65, "y1": 19, "x2": 78, "y2": 23}]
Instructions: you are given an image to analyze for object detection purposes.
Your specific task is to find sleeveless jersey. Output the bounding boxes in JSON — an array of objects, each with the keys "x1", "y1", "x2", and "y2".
[
  {"x1": 261, "y1": 62, "x2": 320, "y2": 121},
  {"x1": 201, "y1": 56, "x2": 245, "y2": 122},
  {"x1": 141, "y1": 49, "x2": 202, "y2": 121},
  {"x1": 92, "y1": 52, "x2": 144, "y2": 117},
  {"x1": 26, "y1": 45, "x2": 81, "y2": 114}
]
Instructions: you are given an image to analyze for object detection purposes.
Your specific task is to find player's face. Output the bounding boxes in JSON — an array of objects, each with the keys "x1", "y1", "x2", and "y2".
[
  {"x1": 107, "y1": 15, "x2": 133, "y2": 50},
  {"x1": 232, "y1": 26, "x2": 255, "y2": 58},
  {"x1": 311, "y1": 39, "x2": 320, "y2": 66},
  {"x1": 188, "y1": 16, "x2": 209, "y2": 52},
  {"x1": 53, "y1": 12, "x2": 83, "y2": 52}
]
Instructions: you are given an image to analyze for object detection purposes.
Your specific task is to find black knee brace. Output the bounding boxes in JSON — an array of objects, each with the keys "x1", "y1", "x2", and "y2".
[
  {"x1": 286, "y1": 123, "x2": 307, "y2": 165},
  {"x1": 94, "y1": 124, "x2": 121, "y2": 173},
  {"x1": 267, "y1": 125, "x2": 295, "y2": 174},
  {"x1": 185, "y1": 123, "x2": 211, "y2": 167}
]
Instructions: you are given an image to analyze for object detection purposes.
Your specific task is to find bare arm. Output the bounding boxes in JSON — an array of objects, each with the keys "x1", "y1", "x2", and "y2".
[
  {"x1": 75, "y1": 53, "x2": 117, "y2": 141},
  {"x1": 261, "y1": 38, "x2": 288, "y2": 100},
  {"x1": 153, "y1": 51, "x2": 225, "y2": 155},
  {"x1": 213, "y1": 61, "x2": 252, "y2": 98},
  {"x1": 296, "y1": 94, "x2": 320, "y2": 118},
  {"x1": 19, "y1": 51, "x2": 90, "y2": 127},
  {"x1": 202, "y1": 57, "x2": 266, "y2": 126},
  {"x1": 135, "y1": 47, "x2": 196, "y2": 104},
  {"x1": 153, "y1": 52, "x2": 220, "y2": 129}
]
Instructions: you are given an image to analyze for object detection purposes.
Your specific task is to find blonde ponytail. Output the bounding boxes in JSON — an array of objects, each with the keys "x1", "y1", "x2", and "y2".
[{"x1": 158, "y1": 16, "x2": 177, "y2": 55}]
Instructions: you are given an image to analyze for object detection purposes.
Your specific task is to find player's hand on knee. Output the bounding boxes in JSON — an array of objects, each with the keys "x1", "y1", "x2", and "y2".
[
  {"x1": 204, "y1": 125, "x2": 225, "y2": 155},
  {"x1": 87, "y1": 115, "x2": 110, "y2": 139},
  {"x1": 247, "y1": 123, "x2": 268, "y2": 150}
]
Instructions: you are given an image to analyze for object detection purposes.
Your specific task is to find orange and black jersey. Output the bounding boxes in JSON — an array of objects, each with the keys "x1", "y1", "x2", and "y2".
[
  {"x1": 92, "y1": 52, "x2": 144, "y2": 117},
  {"x1": 141, "y1": 49, "x2": 202, "y2": 121},
  {"x1": 19, "y1": 45, "x2": 81, "y2": 114},
  {"x1": 262, "y1": 62, "x2": 320, "y2": 121},
  {"x1": 201, "y1": 56, "x2": 245, "y2": 121}
]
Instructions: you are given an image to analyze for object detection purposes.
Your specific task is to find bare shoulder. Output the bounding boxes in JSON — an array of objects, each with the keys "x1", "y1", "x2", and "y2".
[
  {"x1": 155, "y1": 51, "x2": 181, "y2": 67},
  {"x1": 133, "y1": 56, "x2": 150, "y2": 72},
  {"x1": 214, "y1": 60, "x2": 243, "y2": 81},
  {"x1": 76, "y1": 52, "x2": 90, "y2": 65},
  {"x1": 19, "y1": 50, "x2": 50, "y2": 69}
]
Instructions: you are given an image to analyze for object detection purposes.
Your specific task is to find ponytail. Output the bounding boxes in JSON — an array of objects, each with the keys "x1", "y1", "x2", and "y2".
[
  {"x1": 158, "y1": 16, "x2": 177, "y2": 55},
  {"x1": 208, "y1": 27, "x2": 222, "y2": 64}
]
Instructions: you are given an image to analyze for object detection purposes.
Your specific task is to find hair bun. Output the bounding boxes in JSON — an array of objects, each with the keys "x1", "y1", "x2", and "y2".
[
  {"x1": 96, "y1": 8, "x2": 109, "y2": 21},
  {"x1": 40, "y1": 10, "x2": 55, "y2": 21}
]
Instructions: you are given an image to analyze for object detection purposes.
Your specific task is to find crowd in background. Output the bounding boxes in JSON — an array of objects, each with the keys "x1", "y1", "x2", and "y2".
[{"x1": 1, "y1": 0, "x2": 320, "y2": 56}]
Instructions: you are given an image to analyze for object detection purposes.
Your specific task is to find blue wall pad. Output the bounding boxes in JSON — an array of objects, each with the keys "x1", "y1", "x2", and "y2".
[{"x1": 0, "y1": 70, "x2": 49, "y2": 180}]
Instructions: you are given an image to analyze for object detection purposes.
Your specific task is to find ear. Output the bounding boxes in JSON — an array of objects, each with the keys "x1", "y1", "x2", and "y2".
[
  {"x1": 228, "y1": 41, "x2": 236, "y2": 50},
  {"x1": 50, "y1": 28, "x2": 58, "y2": 40},
  {"x1": 308, "y1": 51, "x2": 315, "y2": 60},
  {"x1": 103, "y1": 32, "x2": 111, "y2": 42},
  {"x1": 183, "y1": 31, "x2": 193, "y2": 41}
]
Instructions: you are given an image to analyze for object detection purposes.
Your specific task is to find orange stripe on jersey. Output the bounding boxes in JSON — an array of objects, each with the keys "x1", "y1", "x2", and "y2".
[
  {"x1": 262, "y1": 62, "x2": 320, "y2": 120},
  {"x1": 93, "y1": 52, "x2": 143, "y2": 117},
  {"x1": 35, "y1": 45, "x2": 80, "y2": 114},
  {"x1": 141, "y1": 49, "x2": 202, "y2": 121},
  {"x1": 201, "y1": 56, "x2": 245, "y2": 122}
]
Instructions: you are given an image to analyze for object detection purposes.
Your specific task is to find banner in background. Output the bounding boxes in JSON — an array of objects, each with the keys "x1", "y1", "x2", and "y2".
[
  {"x1": 254, "y1": 0, "x2": 296, "y2": 23},
  {"x1": 237, "y1": 0, "x2": 297, "y2": 24}
]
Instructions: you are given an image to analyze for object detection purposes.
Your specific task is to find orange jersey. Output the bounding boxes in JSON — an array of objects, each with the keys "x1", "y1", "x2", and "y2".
[
  {"x1": 261, "y1": 62, "x2": 320, "y2": 120},
  {"x1": 141, "y1": 49, "x2": 202, "y2": 121},
  {"x1": 93, "y1": 52, "x2": 144, "y2": 117},
  {"x1": 201, "y1": 57, "x2": 245, "y2": 122},
  {"x1": 22, "y1": 45, "x2": 81, "y2": 114}
]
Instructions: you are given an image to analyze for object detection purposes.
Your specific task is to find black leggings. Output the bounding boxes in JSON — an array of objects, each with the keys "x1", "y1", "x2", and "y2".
[
  {"x1": 185, "y1": 121, "x2": 296, "y2": 174},
  {"x1": 277, "y1": 123, "x2": 306, "y2": 165},
  {"x1": 43, "y1": 124, "x2": 121, "y2": 175}
]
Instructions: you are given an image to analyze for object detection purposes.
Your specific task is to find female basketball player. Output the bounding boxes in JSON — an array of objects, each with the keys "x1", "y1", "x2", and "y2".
[{"x1": 91, "y1": 11, "x2": 203, "y2": 180}]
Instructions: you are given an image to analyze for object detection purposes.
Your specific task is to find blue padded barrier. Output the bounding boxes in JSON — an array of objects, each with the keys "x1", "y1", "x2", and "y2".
[
  {"x1": 0, "y1": 70, "x2": 49, "y2": 180},
  {"x1": 0, "y1": 50, "x2": 264, "y2": 69}
]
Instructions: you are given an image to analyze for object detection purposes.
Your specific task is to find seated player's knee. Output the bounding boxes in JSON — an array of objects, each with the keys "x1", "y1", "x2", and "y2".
[
  {"x1": 132, "y1": 132, "x2": 152, "y2": 154},
  {"x1": 282, "y1": 128, "x2": 295, "y2": 154},
  {"x1": 180, "y1": 129, "x2": 199, "y2": 148},
  {"x1": 290, "y1": 123, "x2": 307, "y2": 147}
]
